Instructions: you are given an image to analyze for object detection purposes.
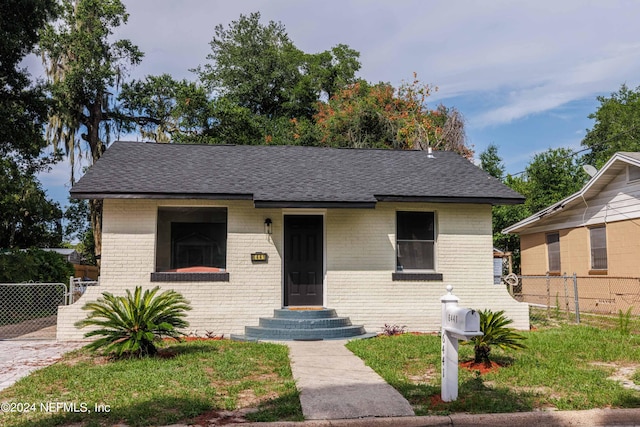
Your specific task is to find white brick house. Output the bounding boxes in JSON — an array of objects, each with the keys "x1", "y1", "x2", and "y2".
[{"x1": 57, "y1": 142, "x2": 529, "y2": 340}]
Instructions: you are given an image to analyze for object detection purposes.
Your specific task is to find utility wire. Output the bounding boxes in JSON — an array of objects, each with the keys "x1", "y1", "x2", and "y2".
[{"x1": 508, "y1": 125, "x2": 638, "y2": 177}]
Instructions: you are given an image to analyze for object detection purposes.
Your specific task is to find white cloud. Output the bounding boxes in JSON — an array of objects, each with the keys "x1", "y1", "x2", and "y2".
[{"x1": 110, "y1": 0, "x2": 640, "y2": 122}]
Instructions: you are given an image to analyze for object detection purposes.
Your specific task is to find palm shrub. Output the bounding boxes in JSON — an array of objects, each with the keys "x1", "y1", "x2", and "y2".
[
  {"x1": 75, "y1": 286, "x2": 191, "y2": 358},
  {"x1": 469, "y1": 309, "x2": 527, "y2": 365}
]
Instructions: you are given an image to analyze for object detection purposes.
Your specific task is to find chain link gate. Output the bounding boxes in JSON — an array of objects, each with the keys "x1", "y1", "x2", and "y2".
[{"x1": 0, "y1": 283, "x2": 68, "y2": 340}]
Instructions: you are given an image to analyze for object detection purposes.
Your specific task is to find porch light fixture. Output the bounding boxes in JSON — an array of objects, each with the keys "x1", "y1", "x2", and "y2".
[{"x1": 264, "y1": 218, "x2": 273, "y2": 235}]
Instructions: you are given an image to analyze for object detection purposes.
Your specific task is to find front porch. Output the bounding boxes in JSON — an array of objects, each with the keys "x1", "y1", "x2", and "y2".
[{"x1": 231, "y1": 308, "x2": 376, "y2": 341}]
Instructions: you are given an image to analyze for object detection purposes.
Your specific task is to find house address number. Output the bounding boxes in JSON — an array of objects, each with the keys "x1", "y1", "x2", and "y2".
[{"x1": 251, "y1": 252, "x2": 268, "y2": 263}]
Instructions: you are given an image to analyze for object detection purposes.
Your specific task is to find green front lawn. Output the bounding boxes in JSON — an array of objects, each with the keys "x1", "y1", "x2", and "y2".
[
  {"x1": 3, "y1": 322, "x2": 640, "y2": 425},
  {"x1": 0, "y1": 340, "x2": 303, "y2": 427},
  {"x1": 346, "y1": 325, "x2": 640, "y2": 415}
]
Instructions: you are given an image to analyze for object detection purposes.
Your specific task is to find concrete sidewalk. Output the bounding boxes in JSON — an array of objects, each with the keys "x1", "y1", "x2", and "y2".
[
  {"x1": 0, "y1": 340, "x2": 85, "y2": 391},
  {"x1": 286, "y1": 339, "x2": 415, "y2": 420}
]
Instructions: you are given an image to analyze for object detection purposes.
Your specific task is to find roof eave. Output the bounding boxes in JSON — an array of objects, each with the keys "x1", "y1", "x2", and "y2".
[
  {"x1": 502, "y1": 152, "x2": 640, "y2": 234},
  {"x1": 375, "y1": 195, "x2": 525, "y2": 205},
  {"x1": 253, "y1": 201, "x2": 377, "y2": 209},
  {"x1": 69, "y1": 192, "x2": 254, "y2": 200}
]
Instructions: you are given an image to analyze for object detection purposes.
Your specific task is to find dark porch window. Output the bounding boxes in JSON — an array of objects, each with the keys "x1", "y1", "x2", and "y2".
[{"x1": 156, "y1": 207, "x2": 227, "y2": 272}]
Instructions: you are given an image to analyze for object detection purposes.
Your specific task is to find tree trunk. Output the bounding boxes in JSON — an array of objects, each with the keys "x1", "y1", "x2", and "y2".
[
  {"x1": 89, "y1": 199, "x2": 103, "y2": 268},
  {"x1": 87, "y1": 99, "x2": 105, "y2": 268}
]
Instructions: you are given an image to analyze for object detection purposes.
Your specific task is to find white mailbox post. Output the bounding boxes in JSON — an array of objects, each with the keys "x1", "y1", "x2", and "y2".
[{"x1": 440, "y1": 285, "x2": 483, "y2": 402}]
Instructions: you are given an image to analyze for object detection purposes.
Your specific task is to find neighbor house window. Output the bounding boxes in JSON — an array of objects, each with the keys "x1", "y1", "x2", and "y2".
[
  {"x1": 589, "y1": 226, "x2": 607, "y2": 270},
  {"x1": 546, "y1": 232, "x2": 561, "y2": 273},
  {"x1": 628, "y1": 165, "x2": 640, "y2": 182},
  {"x1": 155, "y1": 207, "x2": 227, "y2": 272},
  {"x1": 396, "y1": 211, "x2": 435, "y2": 271}
]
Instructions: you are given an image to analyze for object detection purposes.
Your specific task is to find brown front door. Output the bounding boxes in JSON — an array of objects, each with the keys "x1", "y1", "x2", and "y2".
[{"x1": 284, "y1": 215, "x2": 323, "y2": 306}]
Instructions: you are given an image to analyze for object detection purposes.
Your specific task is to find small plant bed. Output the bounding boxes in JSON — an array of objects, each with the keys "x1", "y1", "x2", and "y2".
[
  {"x1": 459, "y1": 360, "x2": 501, "y2": 375},
  {"x1": 164, "y1": 331, "x2": 225, "y2": 342},
  {"x1": 180, "y1": 335, "x2": 225, "y2": 342},
  {"x1": 0, "y1": 340, "x2": 303, "y2": 427},
  {"x1": 346, "y1": 325, "x2": 640, "y2": 416}
]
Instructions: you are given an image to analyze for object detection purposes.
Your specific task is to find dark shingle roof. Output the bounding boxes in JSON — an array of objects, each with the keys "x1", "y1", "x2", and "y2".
[{"x1": 70, "y1": 142, "x2": 524, "y2": 207}]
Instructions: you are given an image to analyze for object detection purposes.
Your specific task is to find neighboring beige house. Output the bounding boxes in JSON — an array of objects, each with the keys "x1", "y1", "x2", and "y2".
[
  {"x1": 57, "y1": 142, "x2": 529, "y2": 340},
  {"x1": 503, "y1": 152, "x2": 640, "y2": 315},
  {"x1": 503, "y1": 152, "x2": 640, "y2": 277}
]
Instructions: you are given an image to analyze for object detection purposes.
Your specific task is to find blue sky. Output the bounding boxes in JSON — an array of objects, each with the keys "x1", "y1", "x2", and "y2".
[{"x1": 35, "y1": 0, "x2": 640, "y2": 206}]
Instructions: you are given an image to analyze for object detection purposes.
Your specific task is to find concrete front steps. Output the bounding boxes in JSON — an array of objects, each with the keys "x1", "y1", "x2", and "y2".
[{"x1": 231, "y1": 308, "x2": 376, "y2": 341}]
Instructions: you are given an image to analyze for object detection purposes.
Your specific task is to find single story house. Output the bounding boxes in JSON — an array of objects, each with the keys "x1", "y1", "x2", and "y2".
[
  {"x1": 503, "y1": 152, "x2": 640, "y2": 277},
  {"x1": 57, "y1": 142, "x2": 529, "y2": 340}
]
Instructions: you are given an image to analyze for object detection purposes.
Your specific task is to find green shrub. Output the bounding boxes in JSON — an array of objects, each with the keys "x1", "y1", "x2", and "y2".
[
  {"x1": 468, "y1": 309, "x2": 527, "y2": 365},
  {"x1": 76, "y1": 286, "x2": 192, "y2": 358},
  {"x1": 0, "y1": 248, "x2": 75, "y2": 283}
]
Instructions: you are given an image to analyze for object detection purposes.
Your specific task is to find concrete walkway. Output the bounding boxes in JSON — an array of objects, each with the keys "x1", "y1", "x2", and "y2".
[
  {"x1": 286, "y1": 339, "x2": 415, "y2": 420},
  {"x1": 0, "y1": 340, "x2": 85, "y2": 391}
]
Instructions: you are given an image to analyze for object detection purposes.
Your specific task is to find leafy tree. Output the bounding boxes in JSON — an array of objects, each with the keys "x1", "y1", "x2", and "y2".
[
  {"x1": 480, "y1": 143, "x2": 505, "y2": 180},
  {"x1": 315, "y1": 76, "x2": 473, "y2": 158},
  {"x1": 308, "y1": 44, "x2": 361, "y2": 101},
  {"x1": 39, "y1": 0, "x2": 143, "y2": 262},
  {"x1": 491, "y1": 147, "x2": 588, "y2": 272},
  {"x1": 118, "y1": 75, "x2": 305, "y2": 146},
  {"x1": 197, "y1": 12, "x2": 303, "y2": 118},
  {"x1": 0, "y1": 248, "x2": 75, "y2": 283},
  {"x1": 0, "y1": 0, "x2": 58, "y2": 173},
  {"x1": 492, "y1": 175, "x2": 531, "y2": 272},
  {"x1": 480, "y1": 145, "x2": 527, "y2": 269},
  {"x1": 315, "y1": 80, "x2": 398, "y2": 149},
  {"x1": 64, "y1": 198, "x2": 95, "y2": 264},
  {"x1": 0, "y1": 160, "x2": 63, "y2": 248},
  {"x1": 0, "y1": 0, "x2": 62, "y2": 249},
  {"x1": 429, "y1": 104, "x2": 470, "y2": 158},
  {"x1": 118, "y1": 74, "x2": 213, "y2": 143},
  {"x1": 582, "y1": 84, "x2": 640, "y2": 168},
  {"x1": 123, "y1": 13, "x2": 359, "y2": 146},
  {"x1": 76, "y1": 286, "x2": 192, "y2": 358},
  {"x1": 524, "y1": 148, "x2": 587, "y2": 213},
  {"x1": 467, "y1": 309, "x2": 527, "y2": 366},
  {"x1": 196, "y1": 12, "x2": 360, "y2": 120}
]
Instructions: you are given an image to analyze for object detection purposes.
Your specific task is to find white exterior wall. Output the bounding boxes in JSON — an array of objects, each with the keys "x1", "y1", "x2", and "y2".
[
  {"x1": 58, "y1": 199, "x2": 283, "y2": 340},
  {"x1": 58, "y1": 199, "x2": 528, "y2": 340},
  {"x1": 326, "y1": 203, "x2": 528, "y2": 333}
]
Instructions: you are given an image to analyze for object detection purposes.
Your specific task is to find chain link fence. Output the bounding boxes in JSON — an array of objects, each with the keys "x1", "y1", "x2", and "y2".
[
  {"x1": 0, "y1": 279, "x2": 98, "y2": 340},
  {"x1": 505, "y1": 274, "x2": 640, "y2": 326}
]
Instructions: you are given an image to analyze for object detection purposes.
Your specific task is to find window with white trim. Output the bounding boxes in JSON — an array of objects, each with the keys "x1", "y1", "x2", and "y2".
[
  {"x1": 396, "y1": 211, "x2": 435, "y2": 271},
  {"x1": 546, "y1": 232, "x2": 561, "y2": 273},
  {"x1": 589, "y1": 226, "x2": 607, "y2": 270}
]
